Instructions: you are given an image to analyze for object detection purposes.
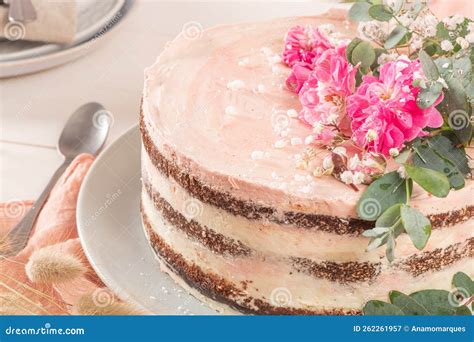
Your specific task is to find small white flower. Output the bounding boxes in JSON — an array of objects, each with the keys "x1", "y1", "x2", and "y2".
[
  {"x1": 397, "y1": 166, "x2": 407, "y2": 179},
  {"x1": 312, "y1": 121, "x2": 324, "y2": 135},
  {"x1": 333, "y1": 146, "x2": 347, "y2": 157},
  {"x1": 469, "y1": 22, "x2": 474, "y2": 33},
  {"x1": 327, "y1": 113, "x2": 339, "y2": 125},
  {"x1": 313, "y1": 167, "x2": 324, "y2": 177},
  {"x1": 304, "y1": 135, "x2": 315, "y2": 145},
  {"x1": 456, "y1": 37, "x2": 470, "y2": 50},
  {"x1": 377, "y1": 53, "x2": 398, "y2": 65},
  {"x1": 440, "y1": 40, "x2": 454, "y2": 51},
  {"x1": 389, "y1": 148, "x2": 400, "y2": 157},
  {"x1": 365, "y1": 129, "x2": 378, "y2": 142},
  {"x1": 348, "y1": 154, "x2": 361, "y2": 171},
  {"x1": 340, "y1": 171, "x2": 354, "y2": 184},
  {"x1": 353, "y1": 171, "x2": 365, "y2": 185},
  {"x1": 410, "y1": 37, "x2": 423, "y2": 51},
  {"x1": 466, "y1": 33, "x2": 474, "y2": 44},
  {"x1": 322, "y1": 155, "x2": 334, "y2": 170}
]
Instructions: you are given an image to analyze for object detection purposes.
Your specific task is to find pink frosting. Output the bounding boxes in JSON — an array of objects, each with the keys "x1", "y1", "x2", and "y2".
[{"x1": 142, "y1": 15, "x2": 473, "y2": 218}]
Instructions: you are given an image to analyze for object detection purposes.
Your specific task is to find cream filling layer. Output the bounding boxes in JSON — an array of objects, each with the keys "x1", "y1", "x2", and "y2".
[
  {"x1": 142, "y1": 189, "x2": 473, "y2": 310},
  {"x1": 142, "y1": 148, "x2": 474, "y2": 263}
]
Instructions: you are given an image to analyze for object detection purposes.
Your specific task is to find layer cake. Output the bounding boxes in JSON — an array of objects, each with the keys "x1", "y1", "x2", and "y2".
[{"x1": 140, "y1": 12, "x2": 473, "y2": 314}]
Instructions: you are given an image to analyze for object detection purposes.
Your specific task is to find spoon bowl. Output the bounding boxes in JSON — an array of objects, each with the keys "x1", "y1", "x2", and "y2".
[{"x1": 58, "y1": 102, "x2": 111, "y2": 158}]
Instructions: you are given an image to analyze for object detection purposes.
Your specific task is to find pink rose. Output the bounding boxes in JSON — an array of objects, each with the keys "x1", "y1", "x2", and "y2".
[
  {"x1": 298, "y1": 45, "x2": 358, "y2": 137},
  {"x1": 286, "y1": 62, "x2": 312, "y2": 93},
  {"x1": 347, "y1": 58, "x2": 444, "y2": 156},
  {"x1": 283, "y1": 25, "x2": 334, "y2": 67}
]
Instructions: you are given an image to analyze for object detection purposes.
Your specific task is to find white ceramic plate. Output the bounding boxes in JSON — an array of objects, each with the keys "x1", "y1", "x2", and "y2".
[
  {"x1": 77, "y1": 125, "x2": 216, "y2": 315},
  {"x1": 0, "y1": 0, "x2": 125, "y2": 62},
  {"x1": 0, "y1": 0, "x2": 133, "y2": 78}
]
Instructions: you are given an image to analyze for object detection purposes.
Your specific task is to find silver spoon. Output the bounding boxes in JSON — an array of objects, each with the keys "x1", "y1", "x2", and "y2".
[{"x1": 3, "y1": 102, "x2": 111, "y2": 257}]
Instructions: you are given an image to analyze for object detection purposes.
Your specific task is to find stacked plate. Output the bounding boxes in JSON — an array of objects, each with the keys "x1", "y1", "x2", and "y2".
[{"x1": 0, "y1": 0, "x2": 132, "y2": 78}]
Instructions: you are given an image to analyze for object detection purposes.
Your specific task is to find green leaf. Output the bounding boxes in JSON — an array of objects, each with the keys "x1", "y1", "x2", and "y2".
[
  {"x1": 389, "y1": 291, "x2": 430, "y2": 315},
  {"x1": 368, "y1": 4, "x2": 393, "y2": 21},
  {"x1": 409, "y1": 290, "x2": 466, "y2": 315},
  {"x1": 357, "y1": 172, "x2": 411, "y2": 221},
  {"x1": 384, "y1": 25, "x2": 408, "y2": 49},
  {"x1": 363, "y1": 273, "x2": 474, "y2": 316},
  {"x1": 416, "y1": 81, "x2": 443, "y2": 109},
  {"x1": 419, "y1": 50, "x2": 440, "y2": 81},
  {"x1": 404, "y1": 164, "x2": 450, "y2": 197},
  {"x1": 444, "y1": 77, "x2": 472, "y2": 144},
  {"x1": 375, "y1": 204, "x2": 402, "y2": 229},
  {"x1": 363, "y1": 300, "x2": 404, "y2": 315},
  {"x1": 400, "y1": 205, "x2": 432, "y2": 250},
  {"x1": 351, "y1": 41, "x2": 376, "y2": 68},
  {"x1": 349, "y1": 2, "x2": 372, "y2": 22},
  {"x1": 452, "y1": 272, "x2": 474, "y2": 296},
  {"x1": 346, "y1": 38, "x2": 363, "y2": 65},
  {"x1": 412, "y1": 137, "x2": 469, "y2": 190}
]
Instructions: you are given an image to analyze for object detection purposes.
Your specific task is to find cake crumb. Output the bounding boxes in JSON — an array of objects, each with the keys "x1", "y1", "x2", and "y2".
[
  {"x1": 274, "y1": 139, "x2": 286, "y2": 148},
  {"x1": 225, "y1": 105, "x2": 237, "y2": 115},
  {"x1": 256, "y1": 84, "x2": 266, "y2": 93},
  {"x1": 251, "y1": 150, "x2": 265, "y2": 160},
  {"x1": 227, "y1": 80, "x2": 245, "y2": 90},
  {"x1": 238, "y1": 57, "x2": 250, "y2": 66},
  {"x1": 291, "y1": 137, "x2": 303, "y2": 146},
  {"x1": 287, "y1": 109, "x2": 298, "y2": 118}
]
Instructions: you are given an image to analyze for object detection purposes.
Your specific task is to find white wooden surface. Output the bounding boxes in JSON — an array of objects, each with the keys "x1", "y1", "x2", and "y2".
[{"x1": 0, "y1": 1, "x2": 346, "y2": 202}]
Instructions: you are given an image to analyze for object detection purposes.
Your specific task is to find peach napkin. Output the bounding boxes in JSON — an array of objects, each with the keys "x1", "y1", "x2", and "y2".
[{"x1": 0, "y1": 154, "x2": 122, "y2": 315}]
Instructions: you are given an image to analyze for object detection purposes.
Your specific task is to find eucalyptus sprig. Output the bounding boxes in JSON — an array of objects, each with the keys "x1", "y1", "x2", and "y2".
[
  {"x1": 358, "y1": 135, "x2": 470, "y2": 262},
  {"x1": 363, "y1": 272, "x2": 474, "y2": 315}
]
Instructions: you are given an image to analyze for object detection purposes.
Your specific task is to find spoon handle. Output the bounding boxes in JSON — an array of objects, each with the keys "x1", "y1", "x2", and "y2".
[{"x1": 3, "y1": 158, "x2": 72, "y2": 256}]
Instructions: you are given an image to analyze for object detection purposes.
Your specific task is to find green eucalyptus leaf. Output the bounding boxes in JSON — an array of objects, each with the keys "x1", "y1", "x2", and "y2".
[
  {"x1": 412, "y1": 137, "x2": 469, "y2": 190},
  {"x1": 419, "y1": 50, "x2": 440, "y2": 81},
  {"x1": 346, "y1": 38, "x2": 363, "y2": 65},
  {"x1": 389, "y1": 291, "x2": 430, "y2": 315},
  {"x1": 400, "y1": 204, "x2": 432, "y2": 250},
  {"x1": 428, "y1": 136, "x2": 470, "y2": 175},
  {"x1": 436, "y1": 21, "x2": 450, "y2": 41},
  {"x1": 363, "y1": 300, "x2": 404, "y2": 315},
  {"x1": 351, "y1": 41, "x2": 376, "y2": 68},
  {"x1": 384, "y1": 25, "x2": 408, "y2": 49},
  {"x1": 452, "y1": 272, "x2": 474, "y2": 296},
  {"x1": 357, "y1": 172, "x2": 411, "y2": 221},
  {"x1": 416, "y1": 81, "x2": 443, "y2": 109},
  {"x1": 385, "y1": 233, "x2": 396, "y2": 262},
  {"x1": 368, "y1": 4, "x2": 393, "y2": 21},
  {"x1": 452, "y1": 57, "x2": 472, "y2": 82},
  {"x1": 349, "y1": 2, "x2": 372, "y2": 22},
  {"x1": 375, "y1": 203, "x2": 402, "y2": 228},
  {"x1": 404, "y1": 164, "x2": 450, "y2": 197},
  {"x1": 409, "y1": 290, "x2": 454, "y2": 314},
  {"x1": 444, "y1": 77, "x2": 472, "y2": 144}
]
